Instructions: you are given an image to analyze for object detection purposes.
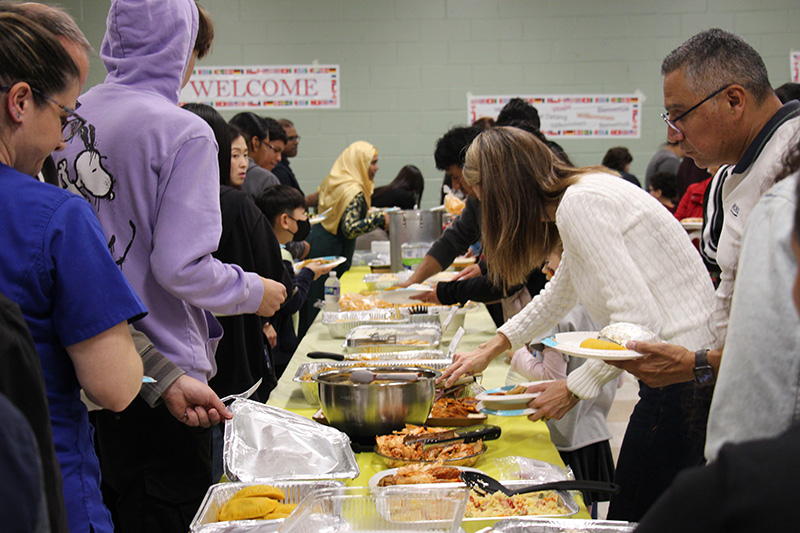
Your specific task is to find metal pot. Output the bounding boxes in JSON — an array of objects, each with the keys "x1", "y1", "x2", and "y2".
[
  {"x1": 388, "y1": 210, "x2": 444, "y2": 272},
  {"x1": 313, "y1": 366, "x2": 440, "y2": 439}
]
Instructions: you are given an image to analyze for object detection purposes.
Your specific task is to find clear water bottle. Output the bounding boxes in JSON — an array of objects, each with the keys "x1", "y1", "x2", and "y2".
[{"x1": 324, "y1": 271, "x2": 340, "y2": 312}]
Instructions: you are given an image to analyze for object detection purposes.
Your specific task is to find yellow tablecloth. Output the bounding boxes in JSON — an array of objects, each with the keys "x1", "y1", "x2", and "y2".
[{"x1": 267, "y1": 266, "x2": 591, "y2": 528}]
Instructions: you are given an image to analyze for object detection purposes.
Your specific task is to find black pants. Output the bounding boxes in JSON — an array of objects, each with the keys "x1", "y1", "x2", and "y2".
[
  {"x1": 94, "y1": 398, "x2": 212, "y2": 533},
  {"x1": 607, "y1": 380, "x2": 710, "y2": 522}
]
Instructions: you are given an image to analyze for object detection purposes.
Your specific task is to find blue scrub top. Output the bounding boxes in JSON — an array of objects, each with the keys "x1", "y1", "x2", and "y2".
[{"x1": 0, "y1": 163, "x2": 146, "y2": 533}]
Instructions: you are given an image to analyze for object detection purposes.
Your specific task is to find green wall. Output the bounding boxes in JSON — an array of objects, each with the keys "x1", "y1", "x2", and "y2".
[{"x1": 48, "y1": 0, "x2": 799, "y2": 207}]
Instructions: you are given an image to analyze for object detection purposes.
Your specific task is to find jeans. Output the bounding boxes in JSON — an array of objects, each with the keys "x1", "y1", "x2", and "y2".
[{"x1": 607, "y1": 380, "x2": 709, "y2": 522}]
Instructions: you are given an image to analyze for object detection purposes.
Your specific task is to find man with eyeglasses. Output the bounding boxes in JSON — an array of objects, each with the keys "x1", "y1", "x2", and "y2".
[
  {"x1": 273, "y1": 118, "x2": 304, "y2": 194},
  {"x1": 599, "y1": 28, "x2": 800, "y2": 522}
]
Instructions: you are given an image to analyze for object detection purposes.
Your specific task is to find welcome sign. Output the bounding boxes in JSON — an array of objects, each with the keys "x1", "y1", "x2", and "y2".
[
  {"x1": 469, "y1": 94, "x2": 641, "y2": 138},
  {"x1": 179, "y1": 64, "x2": 340, "y2": 109}
]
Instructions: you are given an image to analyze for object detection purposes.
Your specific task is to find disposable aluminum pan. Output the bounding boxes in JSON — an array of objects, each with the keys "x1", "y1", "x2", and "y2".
[
  {"x1": 362, "y1": 271, "x2": 413, "y2": 291},
  {"x1": 190, "y1": 480, "x2": 344, "y2": 532},
  {"x1": 486, "y1": 518, "x2": 636, "y2": 532},
  {"x1": 223, "y1": 400, "x2": 359, "y2": 482},
  {"x1": 343, "y1": 324, "x2": 441, "y2": 353},
  {"x1": 462, "y1": 480, "x2": 579, "y2": 522},
  {"x1": 293, "y1": 359, "x2": 451, "y2": 406},
  {"x1": 322, "y1": 310, "x2": 409, "y2": 338}
]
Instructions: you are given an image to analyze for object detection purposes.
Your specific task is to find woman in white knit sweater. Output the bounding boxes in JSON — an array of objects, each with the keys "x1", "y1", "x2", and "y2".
[{"x1": 439, "y1": 127, "x2": 715, "y2": 520}]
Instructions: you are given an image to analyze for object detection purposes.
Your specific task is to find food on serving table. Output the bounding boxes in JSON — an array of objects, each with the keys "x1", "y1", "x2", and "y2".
[
  {"x1": 376, "y1": 425, "x2": 483, "y2": 462},
  {"x1": 377, "y1": 462, "x2": 462, "y2": 486},
  {"x1": 445, "y1": 193, "x2": 466, "y2": 215},
  {"x1": 339, "y1": 291, "x2": 440, "y2": 311},
  {"x1": 294, "y1": 257, "x2": 338, "y2": 270},
  {"x1": 680, "y1": 217, "x2": 703, "y2": 223},
  {"x1": 216, "y1": 484, "x2": 297, "y2": 522},
  {"x1": 488, "y1": 384, "x2": 529, "y2": 395},
  {"x1": 579, "y1": 338, "x2": 626, "y2": 351},
  {"x1": 397, "y1": 339, "x2": 430, "y2": 345},
  {"x1": 430, "y1": 397, "x2": 480, "y2": 418},
  {"x1": 597, "y1": 322, "x2": 661, "y2": 347},
  {"x1": 466, "y1": 488, "x2": 568, "y2": 518}
]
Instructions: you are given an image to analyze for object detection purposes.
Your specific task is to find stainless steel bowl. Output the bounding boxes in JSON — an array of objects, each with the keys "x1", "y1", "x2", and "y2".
[{"x1": 313, "y1": 366, "x2": 440, "y2": 439}]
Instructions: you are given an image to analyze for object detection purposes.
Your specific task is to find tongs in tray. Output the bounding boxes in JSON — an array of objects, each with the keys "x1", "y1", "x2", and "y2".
[{"x1": 402, "y1": 424, "x2": 501, "y2": 448}]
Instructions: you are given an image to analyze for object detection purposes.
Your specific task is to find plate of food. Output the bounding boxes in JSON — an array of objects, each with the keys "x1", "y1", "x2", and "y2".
[
  {"x1": 374, "y1": 425, "x2": 487, "y2": 468},
  {"x1": 475, "y1": 383, "x2": 540, "y2": 411},
  {"x1": 680, "y1": 217, "x2": 703, "y2": 231},
  {"x1": 368, "y1": 464, "x2": 485, "y2": 488},
  {"x1": 541, "y1": 331, "x2": 645, "y2": 361},
  {"x1": 378, "y1": 284, "x2": 434, "y2": 304},
  {"x1": 292, "y1": 255, "x2": 346, "y2": 274}
]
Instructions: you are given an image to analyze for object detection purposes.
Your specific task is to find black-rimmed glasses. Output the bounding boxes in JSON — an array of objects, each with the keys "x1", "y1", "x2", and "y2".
[
  {"x1": 0, "y1": 83, "x2": 86, "y2": 142},
  {"x1": 661, "y1": 85, "x2": 730, "y2": 133},
  {"x1": 263, "y1": 140, "x2": 283, "y2": 154}
]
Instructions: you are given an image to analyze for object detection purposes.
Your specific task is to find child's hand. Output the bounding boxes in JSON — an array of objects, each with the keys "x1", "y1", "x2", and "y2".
[
  {"x1": 263, "y1": 323, "x2": 277, "y2": 348},
  {"x1": 305, "y1": 261, "x2": 336, "y2": 280}
]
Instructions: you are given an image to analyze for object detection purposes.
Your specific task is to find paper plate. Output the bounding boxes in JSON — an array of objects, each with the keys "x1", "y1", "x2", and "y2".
[
  {"x1": 680, "y1": 220, "x2": 702, "y2": 231},
  {"x1": 541, "y1": 331, "x2": 645, "y2": 361},
  {"x1": 475, "y1": 384, "x2": 540, "y2": 411},
  {"x1": 476, "y1": 401, "x2": 536, "y2": 417},
  {"x1": 293, "y1": 256, "x2": 346, "y2": 274},
  {"x1": 367, "y1": 465, "x2": 485, "y2": 488},
  {"x1": 378, "y1": 287, "x2": 433, "y2": 304}
]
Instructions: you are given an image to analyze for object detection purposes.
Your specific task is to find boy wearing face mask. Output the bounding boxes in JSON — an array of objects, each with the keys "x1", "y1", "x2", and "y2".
[{"x1": 257, "y1": 186, "x2": 335, "y2": 378}]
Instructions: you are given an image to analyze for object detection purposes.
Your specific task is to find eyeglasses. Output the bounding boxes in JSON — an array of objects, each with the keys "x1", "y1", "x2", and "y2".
[
  {"x1": 262, "y1": 140, "x2": 283, "y2": 154},
  {"x1": 1, "y1": 84, "x2": 86, "y2": 142},
  {"x1": 661, "y1": 85, "x2": 730, "y2": 133}
]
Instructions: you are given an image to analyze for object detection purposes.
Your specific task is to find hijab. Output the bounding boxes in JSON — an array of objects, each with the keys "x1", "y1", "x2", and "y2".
[{"x1": 317, "y1": 141, "x2": 377, "y2": 235}]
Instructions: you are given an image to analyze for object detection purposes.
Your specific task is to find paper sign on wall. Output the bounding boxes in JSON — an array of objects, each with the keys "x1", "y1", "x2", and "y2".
[
  {"x1": 179, "y1": 65, "x2": 339, "y2": 109},
  {"x1": 792, "y1": 51, "x2": 800, "y2": 83},
  {"x1": 469, "y1": 94, "x2": 641, "y2": 138}
]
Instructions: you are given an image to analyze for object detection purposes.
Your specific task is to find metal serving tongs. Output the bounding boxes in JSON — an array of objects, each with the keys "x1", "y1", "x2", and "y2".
[
  {"x1": 460, "y1": 471, "x2": 620, "y2": 497},
  {"x1": 434, "y1": 327, "x2": 474, "y2": 400},
  {"x1": 403, "y1": 424, "x2": 501, "y2": 449}
]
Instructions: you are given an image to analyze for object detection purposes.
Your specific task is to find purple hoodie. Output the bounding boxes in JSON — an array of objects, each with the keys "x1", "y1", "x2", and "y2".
[{"x1": 55, "y1": 0, "x2": 264, "y2": 381}]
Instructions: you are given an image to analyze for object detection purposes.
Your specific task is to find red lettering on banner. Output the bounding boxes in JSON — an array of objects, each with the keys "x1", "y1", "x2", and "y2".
[
  {"x1": 263, "y1": 79, "x2": 279, "y2": 97},
  {"x1": 305, "y1": 79, "x2": 318, "y2": 96},
  {"x1": 190, "y1": 80, "x2": 214, "y2": 97},
  {"x1": 215, "y1": 80, "x2": 231, "y2": 98},
  {"x1": 281, "y1": 79, "x2": 301, "y2": 96},
  {"x1": 247, "y1": 80, "x2": 261, "y2": 97}
]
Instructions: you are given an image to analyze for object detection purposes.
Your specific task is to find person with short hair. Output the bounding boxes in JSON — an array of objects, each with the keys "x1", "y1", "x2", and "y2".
[
  {"x1": 259, "y1": 116, "x2": 287, "y2": 172},
  {"x1": 775, "y1": 82, "x2": 800, "y2": 104},
  {"x1": 496, "y1": 97, "x2": 541, "y2": 129},
  {"x1": 602, "y1": 146, "x2": 640, "y2": 187},
  {"x1": 644, "y1": 142, "x2": 683, "y2": 190},
  {"x1": 273, "y1": 118, "x2": 304, "y2": 194},
  {"x1": 648, "y1": 172, "x2": 679, "y2": 212}
]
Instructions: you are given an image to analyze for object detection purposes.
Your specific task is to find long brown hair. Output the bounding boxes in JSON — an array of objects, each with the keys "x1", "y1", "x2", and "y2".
[{"x1": 463, "y1": 126, "x2": 606, "y2": 290}]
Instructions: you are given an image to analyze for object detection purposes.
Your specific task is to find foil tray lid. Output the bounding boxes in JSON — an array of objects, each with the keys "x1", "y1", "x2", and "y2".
[
  {"x1": 598, "y1": 322, "x2": 661, "y2": 346},
  {"x1": 488, "y1": 518, "x2": 636, "y2": 532},
  {"x1": 223, "y1": 400, "x2": 360, "y2": 482}
]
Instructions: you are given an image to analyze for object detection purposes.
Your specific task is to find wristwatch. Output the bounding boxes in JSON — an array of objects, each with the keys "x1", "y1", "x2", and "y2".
[{"x1": 694, "y1": 349, "x2": 715, "y2": 386}]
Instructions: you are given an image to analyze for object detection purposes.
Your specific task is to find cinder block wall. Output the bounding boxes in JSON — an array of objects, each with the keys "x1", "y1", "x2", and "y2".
[{"x1": 51, "y1": 0, "x2": 799, "y2": 207}]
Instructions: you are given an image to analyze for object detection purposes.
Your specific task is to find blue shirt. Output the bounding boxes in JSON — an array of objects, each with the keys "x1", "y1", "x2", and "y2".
[{"x1": 0, "y1": 163, "x2": 146, "y2": 532}]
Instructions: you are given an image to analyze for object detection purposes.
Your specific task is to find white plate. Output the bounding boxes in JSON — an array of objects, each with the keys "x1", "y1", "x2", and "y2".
[
  {"x1": 368, "y1": 466, "x2": 485, "y2": 488},
  {"x1": 475, "y1": 384, "x2": 540, "y2": 410},
  {"x1": 378, "y1": 287, "x2": 433, "y2": 304},
  {"x1": 541, "y1": 331, "x2": 645, "y2": 361},
  {"x1": 476, "y1": 400, "x2": 536, "y2": 417},
  {"x1": 680, "y1": 220, "x2": 702, "y2": 231},
  {"x1": 293, "y1": 255, "x2": 346, "y2": 274}
]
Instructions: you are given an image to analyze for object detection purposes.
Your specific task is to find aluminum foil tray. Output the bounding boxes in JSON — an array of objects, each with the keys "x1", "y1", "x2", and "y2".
[
  {"x1": 322, "y1": 310, "x2": 409, "y2": 338},
  {"x1": 363, "y1": 271, "x2": 413, "y2": 291},
  {"x1": 462, "y1": 480, "x2": 579, "y2": 522},
  {"x1": 190, "y1": 480, "x2": 344, "y2": 532},
  {"x1": 280, "y1": 486, "x2": 468, "y2": 533},
  {"x1": 343, "y1": 324, "x2": 442, "y2": 353},
  {"x1": 293, "y1": 359, "x2": 451, "y2": 406},
  {"x1": 224, "y1": 400, "x2": 359, "y2": 482},
  {"x1": 486, "y1": 518, "x2": 636, "y2": 532}
]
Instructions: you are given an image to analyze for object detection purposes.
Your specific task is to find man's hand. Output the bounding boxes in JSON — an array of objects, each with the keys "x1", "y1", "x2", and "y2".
[
  {"x1": 256, "y1": 278, "x2": 287, "y2": 317},
  {"x1": 607, "y1": 341, "x2": 695, "y2": 388},
  {"x1": 452, "y1": 263, "x2": 481, "y2": 281},
  {"x1": 263, "y1": 323, "x2": 278, "y2": 348},
  {"x1": 161, "y1": 375, "x2": 232, "y2": 428},
  {"x1": 526, "y1": 380, "x2": 580, "y2": 422}
]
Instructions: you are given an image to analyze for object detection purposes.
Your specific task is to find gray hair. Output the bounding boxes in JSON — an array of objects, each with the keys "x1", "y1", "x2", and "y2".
[
  {"x1": 661, "y1": 28, "x2": 772, "y2": 102},
  {"x1": 0, "y1": 2, "x2": 93, "y2": 55}
]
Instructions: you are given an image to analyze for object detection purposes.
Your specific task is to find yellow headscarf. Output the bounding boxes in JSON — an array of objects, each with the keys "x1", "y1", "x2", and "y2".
[{"x1": 317, "y1": 141, "x2": 377, "y2": 235}]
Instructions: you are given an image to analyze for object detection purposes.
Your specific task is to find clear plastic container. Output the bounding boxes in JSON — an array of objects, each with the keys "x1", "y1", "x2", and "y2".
[{"x1": 280, "y1": 486, "x2": 469, "y2": 533}]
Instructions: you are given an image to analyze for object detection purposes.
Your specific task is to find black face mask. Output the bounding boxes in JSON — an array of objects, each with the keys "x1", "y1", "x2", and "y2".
[{"x1": 289, "y1": 216, "x2": 311, "y2": 242}]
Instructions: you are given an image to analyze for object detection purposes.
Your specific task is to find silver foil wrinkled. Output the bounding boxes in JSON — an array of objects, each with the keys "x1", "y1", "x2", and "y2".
[
  {"x1": 487, "y1": 518, "x2": 636, "y2": 532},
  {"x1": 292, "y1": 359, "x2": 451, "y2": 406},
  {"x1": 189, "y1": 480, "x2": 344, "y2": 532},
  {"x1": 598, "y1": 323, "x2": 661, "y2": 346},
  {"x1": 321, "y1": 310, "x2": 409, "y2": 338},
  {"x1": 223, "y1": 400, "x2": 359, "y2": 482},
  {"x1": 343, "y1": 324, "x2": 442, "y2": 353}
]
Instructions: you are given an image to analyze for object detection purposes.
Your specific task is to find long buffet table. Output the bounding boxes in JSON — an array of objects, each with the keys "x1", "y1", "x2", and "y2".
[{"x1": 267, "y1": 265, "x2": 591, "y2": 528}]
